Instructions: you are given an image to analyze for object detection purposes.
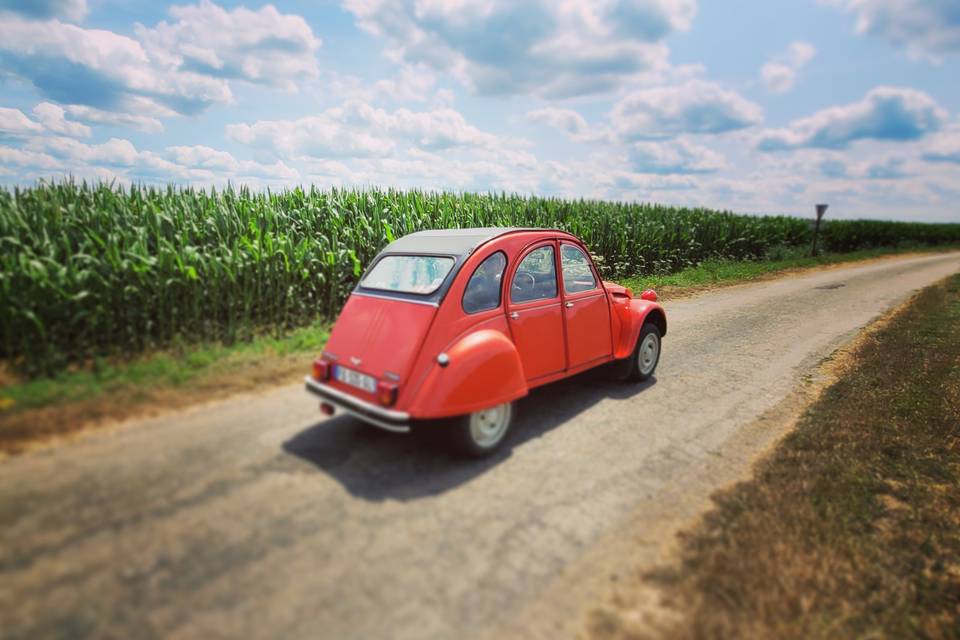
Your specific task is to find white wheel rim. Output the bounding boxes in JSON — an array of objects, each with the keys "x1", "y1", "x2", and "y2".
[
  {"x1": 638, "y1": 333, "x2": 660, "y2": 376},
  {"x1": 469, "y1": 403, "x2": 512, "y2": 448}
]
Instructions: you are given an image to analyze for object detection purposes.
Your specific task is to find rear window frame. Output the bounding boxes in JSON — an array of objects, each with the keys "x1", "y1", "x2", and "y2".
[{"x1": 358, "y1": 252, "x2": 458, "y2": 297}]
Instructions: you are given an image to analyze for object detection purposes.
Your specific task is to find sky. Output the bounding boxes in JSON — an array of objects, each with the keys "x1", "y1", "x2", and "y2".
[{"x1": 0, "y1": 0, "x2": 959, "y2": 222}]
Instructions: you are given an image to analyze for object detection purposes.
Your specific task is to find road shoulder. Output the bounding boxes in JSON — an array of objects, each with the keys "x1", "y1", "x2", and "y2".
[{"x1": 572, "y1": 274, "x2": 960, "y2": 638}]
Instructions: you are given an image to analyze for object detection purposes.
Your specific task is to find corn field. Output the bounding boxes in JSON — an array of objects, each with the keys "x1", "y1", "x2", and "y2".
[{"x1": 2, "y1": 181, "x2": 959, "y2": 376}]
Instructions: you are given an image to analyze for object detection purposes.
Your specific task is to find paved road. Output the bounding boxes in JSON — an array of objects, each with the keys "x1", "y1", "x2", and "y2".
[{"x1": 1, "y1": 253, "x2": 958, "y2": 640}]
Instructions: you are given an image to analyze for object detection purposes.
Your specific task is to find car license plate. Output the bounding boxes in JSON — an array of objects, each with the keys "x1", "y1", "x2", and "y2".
[{"x1": 334, "y1": 365, "x2": 377, "y2": 393}]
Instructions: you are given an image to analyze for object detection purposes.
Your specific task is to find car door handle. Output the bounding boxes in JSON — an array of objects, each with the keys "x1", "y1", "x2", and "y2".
[
  {"x1": 565, "y1": 302, "x2": 574, "y2": 308},
  {"x1": 509, "y1": 312, "x2": 520, "y2": 319}
]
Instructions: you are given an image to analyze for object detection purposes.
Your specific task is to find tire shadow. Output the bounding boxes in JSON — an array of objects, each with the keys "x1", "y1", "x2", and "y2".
[{"x1": 282, "y1": 366, "x2": 656, "y2": 502}]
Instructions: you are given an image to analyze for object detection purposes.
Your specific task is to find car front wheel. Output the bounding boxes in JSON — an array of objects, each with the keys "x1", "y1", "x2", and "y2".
[
  {"x1": 617, "y1": 322, "x2": 661, "y2": 382},
  {"x1": 449, "y1": 401, "x2": 515, "y2": 458}
]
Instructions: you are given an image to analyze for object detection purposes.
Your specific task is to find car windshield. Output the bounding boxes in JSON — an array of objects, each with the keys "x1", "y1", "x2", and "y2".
[{"x1": 360, "y1": 255, "x2": 455, "y2": 295}]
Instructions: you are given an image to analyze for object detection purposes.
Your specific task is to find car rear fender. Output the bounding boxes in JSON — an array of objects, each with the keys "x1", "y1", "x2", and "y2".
[
  {"x1": 409, "y1": 329, "x2": 528, "y2": 419},
  {"x1": 613, "y1": 298, "x2": 667, "y2": 359}
]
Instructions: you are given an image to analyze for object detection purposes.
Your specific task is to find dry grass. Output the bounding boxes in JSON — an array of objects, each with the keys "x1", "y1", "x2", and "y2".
[{"x1": 588, "y1": 274, "x2": 960, "y2": 639}]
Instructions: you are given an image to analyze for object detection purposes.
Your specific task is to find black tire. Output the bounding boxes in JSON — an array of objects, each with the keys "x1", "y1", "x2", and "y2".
[
  {"x1": 446, "y1": 401, "x2": 515, "y2": 458},
  {"x1": 616, "y1": 322, "x2": 662, "y2": 383}
]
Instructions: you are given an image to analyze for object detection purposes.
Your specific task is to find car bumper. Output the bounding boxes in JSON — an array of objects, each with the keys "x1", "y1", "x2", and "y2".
[{"x1": 304, "y1": 376, "x2": 412, "y2": 433}]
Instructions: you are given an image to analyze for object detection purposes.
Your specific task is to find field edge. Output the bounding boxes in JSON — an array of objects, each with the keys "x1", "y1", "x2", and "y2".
[{"x1": 1, "y1": 247, "x2": 956, "y2": 458}]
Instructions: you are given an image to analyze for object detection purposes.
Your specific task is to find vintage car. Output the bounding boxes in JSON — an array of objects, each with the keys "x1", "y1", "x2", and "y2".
[{"x1": 306, "y1": 228, "x2": 666, "y2": 457}]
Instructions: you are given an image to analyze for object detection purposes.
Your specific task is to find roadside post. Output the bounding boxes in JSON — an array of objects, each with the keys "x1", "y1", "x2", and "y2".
[{"x1": 812, "y1": 203, "x2": 828, "y2": 257}]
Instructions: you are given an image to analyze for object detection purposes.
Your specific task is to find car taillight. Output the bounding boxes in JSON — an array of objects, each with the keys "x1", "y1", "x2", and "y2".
[
  {"x1": 640, "y1": 289, "x2": 658, "y2": 302},
  {"x1": 376, "y1": 381, "x2": 398, "y2": 406},
  {"x1": 312, "y1": 359, "x2": 331, "y2": 381}
]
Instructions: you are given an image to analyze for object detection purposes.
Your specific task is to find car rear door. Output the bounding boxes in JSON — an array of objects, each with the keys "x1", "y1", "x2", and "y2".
[
  {"x1": 506, "y1": 242, "x2": 566, "y2": 381},
  {"x1": 559, "y1": 242, "x2": 612, "y2": 369}
]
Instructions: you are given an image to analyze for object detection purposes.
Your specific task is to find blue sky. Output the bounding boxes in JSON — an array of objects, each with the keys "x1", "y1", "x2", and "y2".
[{"x1": 0, "y1": 0, "x2": 958, "y2": 221}]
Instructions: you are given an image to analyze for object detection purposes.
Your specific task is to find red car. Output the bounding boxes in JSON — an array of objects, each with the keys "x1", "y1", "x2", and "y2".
[{"x1": 306, "y1": 228, "x2": 666, "y2": 457}]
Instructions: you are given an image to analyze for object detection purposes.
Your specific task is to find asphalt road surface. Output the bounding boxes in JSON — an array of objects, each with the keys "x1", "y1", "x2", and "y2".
[{"x1": 2, "y1": 252, "x2": 958, "y2": 640}]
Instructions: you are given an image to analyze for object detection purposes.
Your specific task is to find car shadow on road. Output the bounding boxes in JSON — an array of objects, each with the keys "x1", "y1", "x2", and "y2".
[{"x1": 282, "y1": 367, "x2": 656, "y2": 502}]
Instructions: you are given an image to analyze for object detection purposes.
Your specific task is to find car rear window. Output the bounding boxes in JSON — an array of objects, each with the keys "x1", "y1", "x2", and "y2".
[{"x1": 361, "y1": 255, "x2": 455, "y2": 295}]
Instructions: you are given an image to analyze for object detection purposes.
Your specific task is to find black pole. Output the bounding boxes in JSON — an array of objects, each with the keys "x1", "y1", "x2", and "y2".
[{"x1": 812, "y1": 204, "x2": 828, "y2": 257}]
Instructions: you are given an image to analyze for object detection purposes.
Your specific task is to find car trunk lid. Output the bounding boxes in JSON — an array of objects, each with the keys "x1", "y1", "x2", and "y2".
[{"x1": 322, "y1": 293, "x2": 438, "y2": 394}]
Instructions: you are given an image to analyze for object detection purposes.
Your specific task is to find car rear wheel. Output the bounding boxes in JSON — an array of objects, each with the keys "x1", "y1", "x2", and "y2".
[
  {"x1": 449, "y1": 401, "x2": 515, "y2": 458},
  {"x1": 616, "y1": 322, "x2": 661, "y2": 382}
]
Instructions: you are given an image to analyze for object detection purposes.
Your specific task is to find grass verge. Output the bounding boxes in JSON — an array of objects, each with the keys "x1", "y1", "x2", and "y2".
[
  {"x1": 621, "y1": 246, "x2": 956, "y2": 298},
  {"x1": 591, "y1": 273, "x2": 960, "y2": 639},
  {"x1": 0, "y1": 323, "x2": 329, "y2": 454}
]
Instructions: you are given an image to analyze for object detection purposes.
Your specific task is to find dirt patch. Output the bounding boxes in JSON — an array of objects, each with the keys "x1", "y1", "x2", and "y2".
[
  {"x1": 582, "y1": 274, "x2": 960, "y2": 639},
  {"x1": 0, "y1": 354, "x2": 311, "y2": 457}
]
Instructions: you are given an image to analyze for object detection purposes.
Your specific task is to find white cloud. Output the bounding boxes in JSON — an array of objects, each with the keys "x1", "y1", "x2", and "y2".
[
  {"x1": 166, "y1": 145, "x2": 239, "y2": 171},
  {"x1": 807, "y1": 150, "x2": 917, "y2": 181},
  {"x1": 608, "y1": 171, "x2": 699, "y2": 192},
  {"x1": 0, "y1": 0, "x2": 87, "y2": 22},
  {"x1": 226, "y1": 101, "x2": 506, "y2": 160},
  {"x1": 761, "y1": 41, "x2": 816, "y2": 93},
  {"x1": 922, "y1": 127, "x2": 960, "y2": 164},
  {"x1": 526, "y1": 107, "x2": 610, "y2": 143},
  {"x1": 32, "y1": 102, "x2": 91, "y2": 137},
  {"x1": 693, "y1": 140, "x2": 960, "y2": 220},
  {"x1": 228, "y1": 115, "x2": 390, "y2": 159},
  {"x1": 0, "y1": 14, "x2": 232, "y2": 117},
  {"x1": 823, "y1": 0, "x2": 960, "y2": 59},
  {"x1": 341, "y1": 156, "x2": 494, "y2": 192},
  {"x1": 629, "y1": 139, "x2": 725, "y2": 174},
  {"x1": 0, "y1": 103, "x2": 91, "y2": 139},
  {"x1": 864, "y1": 156, "x2": 909, "y2": 179},
  {"x1": 325, "y1": 65, "x2": 453, "y2": 109},
  {"x1": 527, "y1": 107, "x2": 726, "y2": 175},
  {"x1": 819, "y1": 158, "x2": 849, "y2": 178},
  {"x1": 0, "y1": 145, "x2": 60, "y2": 169},
  {"x1": 757, "y1": 86, "x2": 947, "y2": 151},
  {"x1": 135, "y1": 0, "x2": 321, "y2": 91},
  {"x1": 0, "y1": 107, "x2": 44, "y2": 137},
  {"x1": 611, "y1": 80, "x2": 763, "y2": 140},
  {"x1": 164, "y1": 145, "x2": 301, "y2": 180},
  {"x1": 8, "y1": 135, "x2": 300, "y2": 184},
  {"x1": 343, "y1": 0, "x2": 697, "y2": 97},
  {"x1": 288, "y1": 143, "x2": 551, "y2": 195},
  {"x1": 372, "y1": 65, "x2": 438, "y2": 103},
  {"x1": 0, "y1": 1, "x2": 322, "y2": 133},
  {"x1": 760, "y1": 65, "x2": 794, "y2": 94},
  {"x1": 527, "y1": 107, "x2": 588, "y2": 134},
  {"x1": 62, "y1": 104, "x2": 165, "y2": 134},
  {"x1": 33, "y1": 136, "x2": 143, "y2": 166}
]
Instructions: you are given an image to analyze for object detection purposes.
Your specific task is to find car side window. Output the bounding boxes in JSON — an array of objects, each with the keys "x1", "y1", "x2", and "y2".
[
  {"x1": 511, "y1": 245, "x2": 557, "y2": 304},
  {"x1": 560, "y1": 244, "x2": 598, "y2": 294},
  {"x1": 462, "y1": 251, "x2": 507, "y2": 314}
]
